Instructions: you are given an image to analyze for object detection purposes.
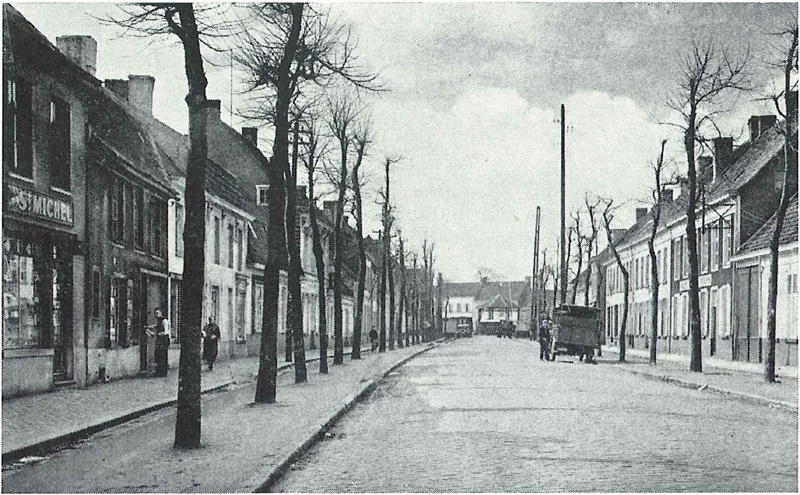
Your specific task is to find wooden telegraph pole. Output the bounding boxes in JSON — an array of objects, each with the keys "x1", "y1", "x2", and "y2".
[
  {"x1": 531, "y1": 206, "x2": 541, "y2": 340},
  {"x1": 559, "y1": 104, "x2": 567, "y2": 306}
]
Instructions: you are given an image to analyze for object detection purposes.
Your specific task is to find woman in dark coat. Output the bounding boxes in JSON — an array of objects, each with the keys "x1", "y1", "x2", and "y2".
[{"x1": 202, "y1": 317, "x2": 221, "y2": 371}]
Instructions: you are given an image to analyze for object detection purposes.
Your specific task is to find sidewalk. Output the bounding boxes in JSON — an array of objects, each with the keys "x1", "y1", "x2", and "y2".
[
  {"x1": 2, "y1": 344, "x2": 369, "y2": 461},
  {"x1": 2, "y1": 342, "x2": 434, "y2": 492},
  {"x1": 600, "y1": 345, "x2": 798, "y2": 411}
]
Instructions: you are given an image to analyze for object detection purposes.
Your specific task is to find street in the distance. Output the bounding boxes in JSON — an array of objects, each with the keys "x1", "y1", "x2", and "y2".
[{"x1": 275, "y1": 337, "x2": 798, "y2": 493}]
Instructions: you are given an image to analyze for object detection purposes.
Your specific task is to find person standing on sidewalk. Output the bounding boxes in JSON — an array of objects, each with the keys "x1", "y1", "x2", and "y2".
[
  {"x1": 148, "y1": 308, "x2": 170, "y2": 377},
  {"x1": 202, "y1": 317, "x2": 221, "y2": 371},
  {"x1": 538, "y1": 318, "x2": 551, "y2": 361}
]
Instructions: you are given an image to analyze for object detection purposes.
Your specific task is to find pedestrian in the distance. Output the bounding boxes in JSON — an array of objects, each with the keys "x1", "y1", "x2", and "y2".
[
  {"x1": 538, "y1": 318, "x2": 551, "y2": 361},
  {"x1": 202, "y1": 317, "x2": 221, "y2": 371},
  {"x1": 149, "y1": 308, "x2": 169, "y2": 377},
  {"x1": 369, "y1": 326, "x2": 378, "y2": 352}
]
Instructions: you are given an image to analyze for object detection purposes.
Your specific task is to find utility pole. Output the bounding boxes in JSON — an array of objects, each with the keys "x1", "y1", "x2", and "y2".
[
  {"x1": 531, "y1": 206, "x2": 541, "y2": 340},
  {"x1": 559, "y1": 103, "x2": 567, "y2": 306}
]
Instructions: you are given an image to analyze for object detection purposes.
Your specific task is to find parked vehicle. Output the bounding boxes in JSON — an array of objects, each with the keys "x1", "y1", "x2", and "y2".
[{"x1": 549, "y1": 305, "x2": 602, "y2": 362}]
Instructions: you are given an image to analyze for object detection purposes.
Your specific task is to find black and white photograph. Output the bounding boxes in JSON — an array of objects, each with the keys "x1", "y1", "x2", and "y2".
[{"x1": 1, "y1": 1, "x2": 798, "y2": 492}]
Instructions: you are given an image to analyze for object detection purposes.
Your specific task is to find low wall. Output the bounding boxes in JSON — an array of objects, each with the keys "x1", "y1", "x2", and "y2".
[{"x1": 2, "y1": 349, "x2": 54, "y2": 398}]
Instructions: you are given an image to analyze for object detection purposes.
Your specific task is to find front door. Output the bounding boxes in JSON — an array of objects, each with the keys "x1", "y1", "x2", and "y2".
[
  {"x1": 51, "y1": 243, "x2": 73, "y2": 382},
  {"x1": 735, "y1": 266, "x2": 759, "y2": 362}
]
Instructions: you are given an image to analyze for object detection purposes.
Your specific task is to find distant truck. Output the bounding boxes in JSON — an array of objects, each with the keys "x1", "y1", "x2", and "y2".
[{"x1": 549, "y1": 305, "x2": 602, "y2": 361}]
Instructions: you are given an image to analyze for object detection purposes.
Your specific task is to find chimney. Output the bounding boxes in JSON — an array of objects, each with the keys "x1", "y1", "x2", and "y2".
[
  {"x1": 206, "y1": 99, "x2": 221, "y2": 120},
  {"x1": 242, "y1": 127, "x2": 258, "y2": 146},
  {"x1": 659, "y1": 188, "x2": 674, "y2": 203},
  {"x1": 635, "y1": 208, "x2": 648, "y2": 221},
  {"x1": 323, "y1": 201, "x2": 337, "y2": 216},
  {"x1": 56, "y1": 35, "x2": 97, "y2": 76},
  {"x1": 297, "y1": 185, "x2": 307, "y2": 199},
  {"x1": 127, "y1": 75, "x2": 155, "y2": 116},
  {"x1": 343, "y1": 215, "x2": 350, "y2": 226},
  {"x1": 712, "y1": 137, "x2": 734, "y2": 180},
  {"x1": 749, "y1": 115, "x2": 778, "y2": 142},
  {"x1": 104, "y1": 79, "x2": 128, "y2": 100},
  {"x1": 698, "y1": 156, "x2": 713, "y2": 185}
]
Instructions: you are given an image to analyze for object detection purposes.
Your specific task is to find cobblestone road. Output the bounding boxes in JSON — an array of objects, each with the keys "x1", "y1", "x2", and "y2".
[{"x1": 275, "y1": 336, "x2": 798, "y2": 493}]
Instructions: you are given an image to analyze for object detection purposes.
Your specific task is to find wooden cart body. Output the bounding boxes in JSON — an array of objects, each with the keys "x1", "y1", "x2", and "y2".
[{"x1": 549, "y1": 305, "x2": 602, "y2": 359}]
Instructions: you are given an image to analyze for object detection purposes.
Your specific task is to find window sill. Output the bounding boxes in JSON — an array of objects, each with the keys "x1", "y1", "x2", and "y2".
[
  {"x1": 3, "y1": 347, "x2": 54, "y2": 359},
  {"x1": 8, "y1": 172, "x2": 34, "y2": 184},
  {"x1": 50, "y1": 186, "x2": 72, "y2": 196}
]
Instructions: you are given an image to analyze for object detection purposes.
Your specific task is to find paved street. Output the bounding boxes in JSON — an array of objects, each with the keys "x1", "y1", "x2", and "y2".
[{"x1": 275, "y1": 336, "x2": 798, "y2": 493}]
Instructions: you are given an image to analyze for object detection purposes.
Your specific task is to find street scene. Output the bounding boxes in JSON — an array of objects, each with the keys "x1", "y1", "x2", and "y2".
[{"x1": 2, "y1": 2, "x2": 798, "y2": 493}]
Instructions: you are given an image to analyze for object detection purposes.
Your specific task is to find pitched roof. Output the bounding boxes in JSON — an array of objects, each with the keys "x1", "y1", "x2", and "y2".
[
  {"x1": 445, "y1": 282, "x2": 482, "y2": 298},
  {"x1": 737, "y1": 193, "x2": 798, "y2": 254},
  {"x1": 617, "y1": 121, "x2": 792, "y2": 251}
]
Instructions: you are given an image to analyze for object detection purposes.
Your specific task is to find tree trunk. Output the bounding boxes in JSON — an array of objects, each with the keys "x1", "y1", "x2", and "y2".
[
  {"x1": 379, "y1": 230, "x2": 387, "y2": 352},
  {"x1": 398, "y1": 240, "x2": 406, "y2": 349},
  {"x1": 174, "y1": 4, "x2": 208, "y2": 450},
  {"x1": 332, "y1": 161, "x2": 347, "y2": 365},
  {"x1": 388, "y1": 246, "x2": 396, "y2": 351},
  {"x1": 648, "y1": 229, "x2": 659, "y2": 365},
  {"x1": 685, "y1": 106, "x2": 703, "y2": 372},
  {"x1": 308, "y1": 175, "x2": 328, "y2": 374},
  {"x1": 352, "y1": 163, "x2": 366, "y2": 359},
  {"x1": 604, "y1": 216, "x2": 628, "y2": 362},
  {"x1": 766, "y1": 31, "x2": 797, "y2": 383},
  {"x1": 571, "y1": 240, "x2": 582, "y2": 305},
  {"x1": 286, "y1": 120, "x2": 306, "y2": 382},
  {"x1": 255, "y1": 3, "x2": 303, "y2": 403}
]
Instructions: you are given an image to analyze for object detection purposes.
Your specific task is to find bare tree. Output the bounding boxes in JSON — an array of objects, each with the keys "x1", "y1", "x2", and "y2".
[
  {"x1": 765, "y1": 20, "x2": 798, "y2": 383},
  {"x1": 602, "y1": 199, "x2": 629, "y2": 362},
  {"x1": 667, "y1": 40, "x2": 749, "y2": 372},
  {"x1": 236, "y1": 4, "x2": 381, "y2": 383},
  {"x1": 328, "y1": 92, "x2": 360, "y2": 364},
  {"x1": 648, "y1": 140, "x2": 668, "y2": 365},
  {"x1": 302, "y1": 113, "x2": 331, "y2": 373},
  {"x1": 583, "y1": 196, "x2": 601, "y2": 306},
  {"x1": 398, "y1": 235, "x2": 407, "y2": 348},
  {"x1": 378, "y1": 228, "x2": 387, "y2": 352},
  {"x1": 570, "y1": 211, "x2": 584, "y2": 304},
  {"x1": 107, "y1": 3, "x2": 213, "y2": 448},
  {"x1": 388, "y1": 232, "x2": 396, "y2": 350},
  {"x1": 350, "y1": 116, "x2": 372, "y2": 359}
]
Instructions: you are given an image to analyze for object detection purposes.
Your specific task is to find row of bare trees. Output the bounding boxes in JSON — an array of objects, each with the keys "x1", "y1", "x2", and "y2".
[
  {"x1": 110, "y1": 3, "x2": 443, "y2": 451},
  {"x1": 565, "y1": 23, "x2": 797, "y2": 382}
]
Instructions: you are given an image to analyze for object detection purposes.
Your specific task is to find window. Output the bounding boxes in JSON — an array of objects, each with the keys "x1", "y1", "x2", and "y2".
[
  {"x1": 722, "y1": 214, "x2": 734, "y2": 267},
  {"x1": 252, "y1": 282, "x2": 264, "y2": 334},
  {"x1": 4, "y1": 78, "x2": 33, "y2": 178},
  {"x1": 171, "y1": 280, "x2": 182, "y2": 341},
  {"x1": 711, "y1": 221, "x2": 720, "y2": 272},
  {"x1": 149, "y1": 198, "x2": 166, "y2": 258},
  {"x1": 237, "y1": 227, "x2": 243, "y2": 271},
  {"x1": 108, "y1": 277, "x2": 129, "y2": 347},
  {"x1": 701, "y1": 226, "x2": 710, "y2": 274},
  {"x1": 133, "y1": 187, "x2": 144, "y2": 250},
  {"x1": 210, "y1": 286, "x2": 220, "y2": 324},
  {"x1": 456, "y1": 303, "x2": 462, "y2": 312},
  {"x1": 175, "y1": 202, "x2": 185, "y2": 257},
  {"x1": 228, "y1": 224, "x2": 235, "y2": 269},
  {"x1": 49, "y1": 97, "x2": 71, "y2": 191},
  {"x1": 256, "y1": 185, "x2": 268, "y2": 205},
  {"x1": 682, "y1": 236, "x2": 690, "y2": 279},
  {"x1": 465, "y1": 303, "x2": 469, "y2": 312},
  {"x1": 109, "y1": 177, "x2": 125, "y2": 244},
  {"x1": 214, "y1": 216, "x2": 221, "y2": 264},
  {"x1": 91, "y1": 269, "x2": 100, "y2": 319}
]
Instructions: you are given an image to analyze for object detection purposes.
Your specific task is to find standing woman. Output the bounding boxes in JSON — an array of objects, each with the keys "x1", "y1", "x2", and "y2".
[
  {"x1": 152, "y1": 308, "x2": 170, "y2": 377},
  {"x1": 202, "y1": 317, "x2": 221, "y2": 371}
]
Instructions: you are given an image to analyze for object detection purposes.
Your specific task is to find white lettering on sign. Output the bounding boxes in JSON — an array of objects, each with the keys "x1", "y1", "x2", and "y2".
[{"x1": 6, "y1": 183, "x2": 73, "y2": 226}]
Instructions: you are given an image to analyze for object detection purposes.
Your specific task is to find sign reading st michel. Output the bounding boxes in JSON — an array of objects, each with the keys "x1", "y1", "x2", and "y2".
[{"x1": 5, "y1": 182, "x2": 74, "y2": 226}]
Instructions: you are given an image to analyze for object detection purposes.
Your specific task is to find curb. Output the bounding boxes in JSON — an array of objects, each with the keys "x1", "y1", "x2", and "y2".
[
  {"x1": 249, "y1": 343, "x2": 438, "y2": 493},
  {"x1": 613, "y1": 364, "x2": 798, "y2": 412},
  {"x1": 1, "y1": 379, "x2": 234, "y2": 464}
]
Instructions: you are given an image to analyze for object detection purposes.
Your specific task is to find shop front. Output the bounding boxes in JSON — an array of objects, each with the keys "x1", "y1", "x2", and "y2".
[{"x1": 3, "y1": 184, "x2": 84, "y2": 397}]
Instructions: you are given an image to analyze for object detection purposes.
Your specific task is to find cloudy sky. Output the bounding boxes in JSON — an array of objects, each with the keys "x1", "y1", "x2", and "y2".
[{"x1": 15, "y1": 2, "x2": 795, "y2": 282}]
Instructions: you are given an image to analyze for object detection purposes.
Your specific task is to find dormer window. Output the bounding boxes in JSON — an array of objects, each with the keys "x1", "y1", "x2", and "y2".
[{"x1": 256, "y1": 185, "x2": 268, "y2": 205}]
